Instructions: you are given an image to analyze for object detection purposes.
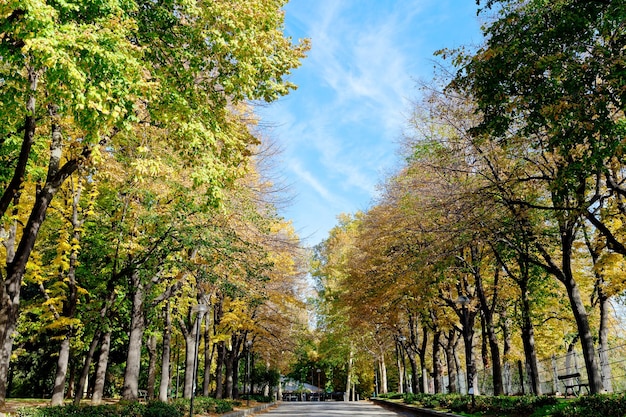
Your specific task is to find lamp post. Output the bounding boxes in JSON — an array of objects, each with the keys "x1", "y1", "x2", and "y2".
[
  {"x1": 190, "y1": 304, "x2": 207, "y2": 417},
  {"x1": 246, "y1": 340, "x2": 252, "y2": 408},
  {"x1": 398, "y1": 336, "x2": 408, "y2": 394},
  {"x1": 374, "y1": 359, "x2": 379, "y2": 398},
  {"x1": 316, "y1": 368, "x2": 321, "y2": 399},
  {"x1": 456, "y1": 295, "x2": 475, "y2": 408}
]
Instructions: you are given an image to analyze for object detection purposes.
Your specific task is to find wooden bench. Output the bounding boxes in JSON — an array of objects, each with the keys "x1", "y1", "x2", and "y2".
[{"x1": 557, "y1": 372, "x2": 589, "y2": 397}]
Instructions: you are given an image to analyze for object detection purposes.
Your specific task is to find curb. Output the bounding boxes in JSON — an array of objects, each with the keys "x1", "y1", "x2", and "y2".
[
  {"x1": 220, "y1": 402, "x2": 276, "y2": 417},
  {"x1": 371, "y1": 398, "x2": 460, "y2": 417}
]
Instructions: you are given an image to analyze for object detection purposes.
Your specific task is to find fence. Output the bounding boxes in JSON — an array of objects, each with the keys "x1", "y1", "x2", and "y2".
[{"x1": 471, "y1": 343, "x2": 626, "y2": 396}]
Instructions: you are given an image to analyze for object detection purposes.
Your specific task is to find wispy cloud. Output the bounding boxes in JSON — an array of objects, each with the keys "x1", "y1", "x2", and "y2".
[{"x1": 262, "y1": 0, "x2": 481, "y2": 243}]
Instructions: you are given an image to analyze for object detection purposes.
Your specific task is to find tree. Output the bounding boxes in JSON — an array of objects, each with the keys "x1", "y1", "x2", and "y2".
[
  {"x1": 0, "y1": 0, "x2": 308, "y2": 403},
  {"x1": 449, "y1": 0, "x2": 626, "y2": 393}
]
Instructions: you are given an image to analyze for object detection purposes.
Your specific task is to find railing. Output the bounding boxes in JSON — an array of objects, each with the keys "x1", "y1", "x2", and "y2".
[{"x1": 469, "y1": 343, "x2": 626, "y2": 396}]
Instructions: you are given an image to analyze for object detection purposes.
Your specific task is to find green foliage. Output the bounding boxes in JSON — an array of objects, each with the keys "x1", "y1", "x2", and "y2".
[
  {"x1": 555, "y1": 394, "x2": 626, "y2": 417},
  {"x1": 170, "y1": 397, "x2": 234, "y2": 415},
  {"x1": 401, "y1": 394, "x2": 558, "y2": 416},
  {"x1": 244, "y1": 394, "x2": 273, "y2": 403},
  {"x1": 448, "y1": 395, "x2": 558, "y2": 416},
  {"x1": 15, "y1": 401, "x2": 182, "y2": 417},
  {"x1": 403, "y1": 393, "x2": 462, "y2": 409},
  {"x1": 143, "y1": 401, "x2": 183, "y2": 417},
  {"x1": 214, "y1": 401, "x2": 234, "y2": 414},
  {"x1": 17, "y1": 404, "x2": 127, "y2": 417}
]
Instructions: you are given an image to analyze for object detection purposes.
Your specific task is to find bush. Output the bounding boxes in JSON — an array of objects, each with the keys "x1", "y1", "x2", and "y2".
[
  {"x1": 17, "y1": 404, "x2": 133, "y2": 417},
  {"x1": 403, "y1": 393, "x2": 462, "y2": 409},
  {"x1": 446, "y1": 395, "x2": 558, "y2": 416},
  {"x1": 170, "y1": 398, "x2": 189, "y2": 415},
  {"x1": 193, "y1": 396, "x2": 217, "y2": 414},
  {"x1": 555, "y1": 394, "x2": 626, "y2": 417},
  {"x1": 214, "y1": 400, "x2": 233, "y2": 414},
  {"x1": 16, "y1": 398, "x2": 232, "y2": 417},
  {"x1": 243, "y1": 394, "x2": 273, "y2": 403},
  {"x1": 120, "y1": 401, "x2": 146, "y2": 417},
  {"x1": 144, "y1": 401, "x2": 182, "y2": 417}
]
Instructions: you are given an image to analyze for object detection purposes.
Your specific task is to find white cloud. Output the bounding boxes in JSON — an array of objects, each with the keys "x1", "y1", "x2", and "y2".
[{"x1": 260, "y1": 0, "x2": 482, "y2": 244}]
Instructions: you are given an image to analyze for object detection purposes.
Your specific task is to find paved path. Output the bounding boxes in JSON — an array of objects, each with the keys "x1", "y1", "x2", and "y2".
[{"x1": 255, "y1": 401, "x2": 417, "y2": 416}]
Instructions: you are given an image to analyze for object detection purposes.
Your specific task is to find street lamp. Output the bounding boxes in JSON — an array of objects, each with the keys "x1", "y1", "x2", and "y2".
[
  {"x1": 456, "y1": 295, "x2": 475, "y2": 408},
  {"x1": 316, "y1": 369, "x2": 321, "y2": 400},
  {"x1": 398, "y1": 336, "x2": 408, "y2": 394},
  {"x1": 189, "y1": 304, "x2": 207, "y2": 417},
  {"x1": 246, "y1": 340, "x2": 252, "y2": 408}
]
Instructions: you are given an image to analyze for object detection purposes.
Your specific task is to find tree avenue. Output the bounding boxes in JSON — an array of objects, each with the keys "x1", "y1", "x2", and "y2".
[
  {"x1": 2, "y1": 0, "x2": 626, "y2": 411},
  {"x1": 0, "y1": 0, "x2": 309, "y2": 408}
]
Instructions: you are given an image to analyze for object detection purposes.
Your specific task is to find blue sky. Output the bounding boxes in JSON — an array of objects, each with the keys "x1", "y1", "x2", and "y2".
[{"x1": 258, "y1": 0, "x2": 485, "y2": 246}]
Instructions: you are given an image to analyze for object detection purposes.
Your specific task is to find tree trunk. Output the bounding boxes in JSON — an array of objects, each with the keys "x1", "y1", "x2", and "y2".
[
  {"x1": 345, "y1": 347, "x2": 353, "y2": 401},
  {"x1": 232, "y1": 350, "x2": 240, "y2": 399},
  {"x1": 501, "y1": 314, "x2": 513, "y2": 395},
  {"x1": 432, "y1": 330, "x2": 442, "y2": 393},
  {"x1": 51, "y1": 336, "x2": 71, "y2": 405},
  {"x1": 395, "y1": 341, "x2": 404, "y2": 393},
  {"x1": 224, "y1": 347, "x2": 234, "y2": 399},
  {"x1": 92, "y1": 331, "x2": 112, "y2": 405},
  {"x1": 147, "y1": 334, "x2": 157, "y2": 399},
  {"x1": 379, "y1": 350, "x2": 388, "y2": 394},
  {"x1": 419, "y1": 330, "x2": 428, "y2": 393},
  {"x1": 483, "y1": 309, "x2": 504, "y2": 395},
  {"x1": 66, "y1": 364, "x2": 75, "y2": 399},
  {"x1": 159, "y1": 304, "x2": 172, "y2": 401},
  {"x1": 122, "y1": 270, "x2": 146, "y2": 400},
  {"x1": 202, "y1": 316, "x2": 213, "y2": 396},
  {"x1": 183, "y1": 325, "x2": 196, "y2": 399},
  {"x1": 584, "y1": 227, "x2": 613, "y2": 393},
  {"x1": 0, "y1": 101, "x2": 81, "y2": 403},
  {"x1": 520, "y1": 281, "x2": 542, "y2": 395},
  {"x1": 74, "y1": 330, "x2": 101, "y2": 404},
  {"x1": 215, "y1": 342, "x2": 225, "y2": 399},
  {"x1": 407, "y1": 348, "x2": 418, "y2": 394},
  {"x1": 563, "y1": 273, "x2": 603, "y2": 393},
  {"x1": 0, "y1": 68, "x2": 37, "y2": 218},
  {"x1": 51, "y1": 185, "x2": 83, "y2": 406},
  {"x1": 460, "y1": 305, "x2": 478, "y2": 395},
  {"x1": 444, "y1": 329, "x2": 458, "y2": 393},
  {"x1": 598, "y1": 292, "x2": 613, "y2": 392}
]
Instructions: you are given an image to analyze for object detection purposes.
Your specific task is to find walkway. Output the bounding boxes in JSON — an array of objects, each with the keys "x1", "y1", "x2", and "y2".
[{"x1": 256, "y1": 400, "x2": 418, "y2": 416}]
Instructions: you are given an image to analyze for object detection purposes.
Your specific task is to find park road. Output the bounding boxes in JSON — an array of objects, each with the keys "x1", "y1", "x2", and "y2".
[{"x1": 254, "y1": 400, "x2": 418, "y2": 416}]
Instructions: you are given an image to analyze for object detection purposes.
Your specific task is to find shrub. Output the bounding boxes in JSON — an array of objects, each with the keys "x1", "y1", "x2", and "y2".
[
  {"x1": 17, "y1": 404, "x2": 129, "y2": 417},
  {"x1": 144, "y1": 401, "x2": 183, "y2": 417},
  {"x1": 16, "y1": 398, "x2": 231, "y2": 417},
  {"x1": 193, "y1": 396, "x2": 216, "y2": 414},
  {"x1": 120, "y1": 401, "x2": 146, "y2": 417},
  {"x1": 170, "y1": 398, "x2": 190, "y2": 415},
  {"x1": 446, "y1": 395, "x2": 557, "y2": 416},
  {"x1": 245, "y1": 394, "x2": 272, "y2": 403},
  {"x1": 214, "y1": 400, "x2": 233, "y2": 414},
  {"x1": 556, "y1": 394, "x2": 626, "y2": 417}
]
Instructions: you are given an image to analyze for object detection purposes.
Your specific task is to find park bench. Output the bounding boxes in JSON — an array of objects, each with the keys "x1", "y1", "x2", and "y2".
[
  {"x1": 557, "y1": 372, "x2": 589, "y2": 397},
  {"x1": 138, "y1": 389, "x2": 148, "y2": 400}
]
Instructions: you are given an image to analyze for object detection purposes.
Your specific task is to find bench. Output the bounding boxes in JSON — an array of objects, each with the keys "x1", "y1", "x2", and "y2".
[
  {"x1": 557, "y1": 372, "x2": 589, "y2": 397},
  {"x1": 138, "y1": 389, "x2": 148, "y2": 400}
]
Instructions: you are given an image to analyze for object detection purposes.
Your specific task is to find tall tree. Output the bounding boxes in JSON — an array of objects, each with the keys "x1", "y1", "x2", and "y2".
[
  {"x1": 0, "y1": 0, "x2": 308, "y2": 403},
  {"x1": 449, "y1": 0, "x2": 626, "y2": 393}
]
